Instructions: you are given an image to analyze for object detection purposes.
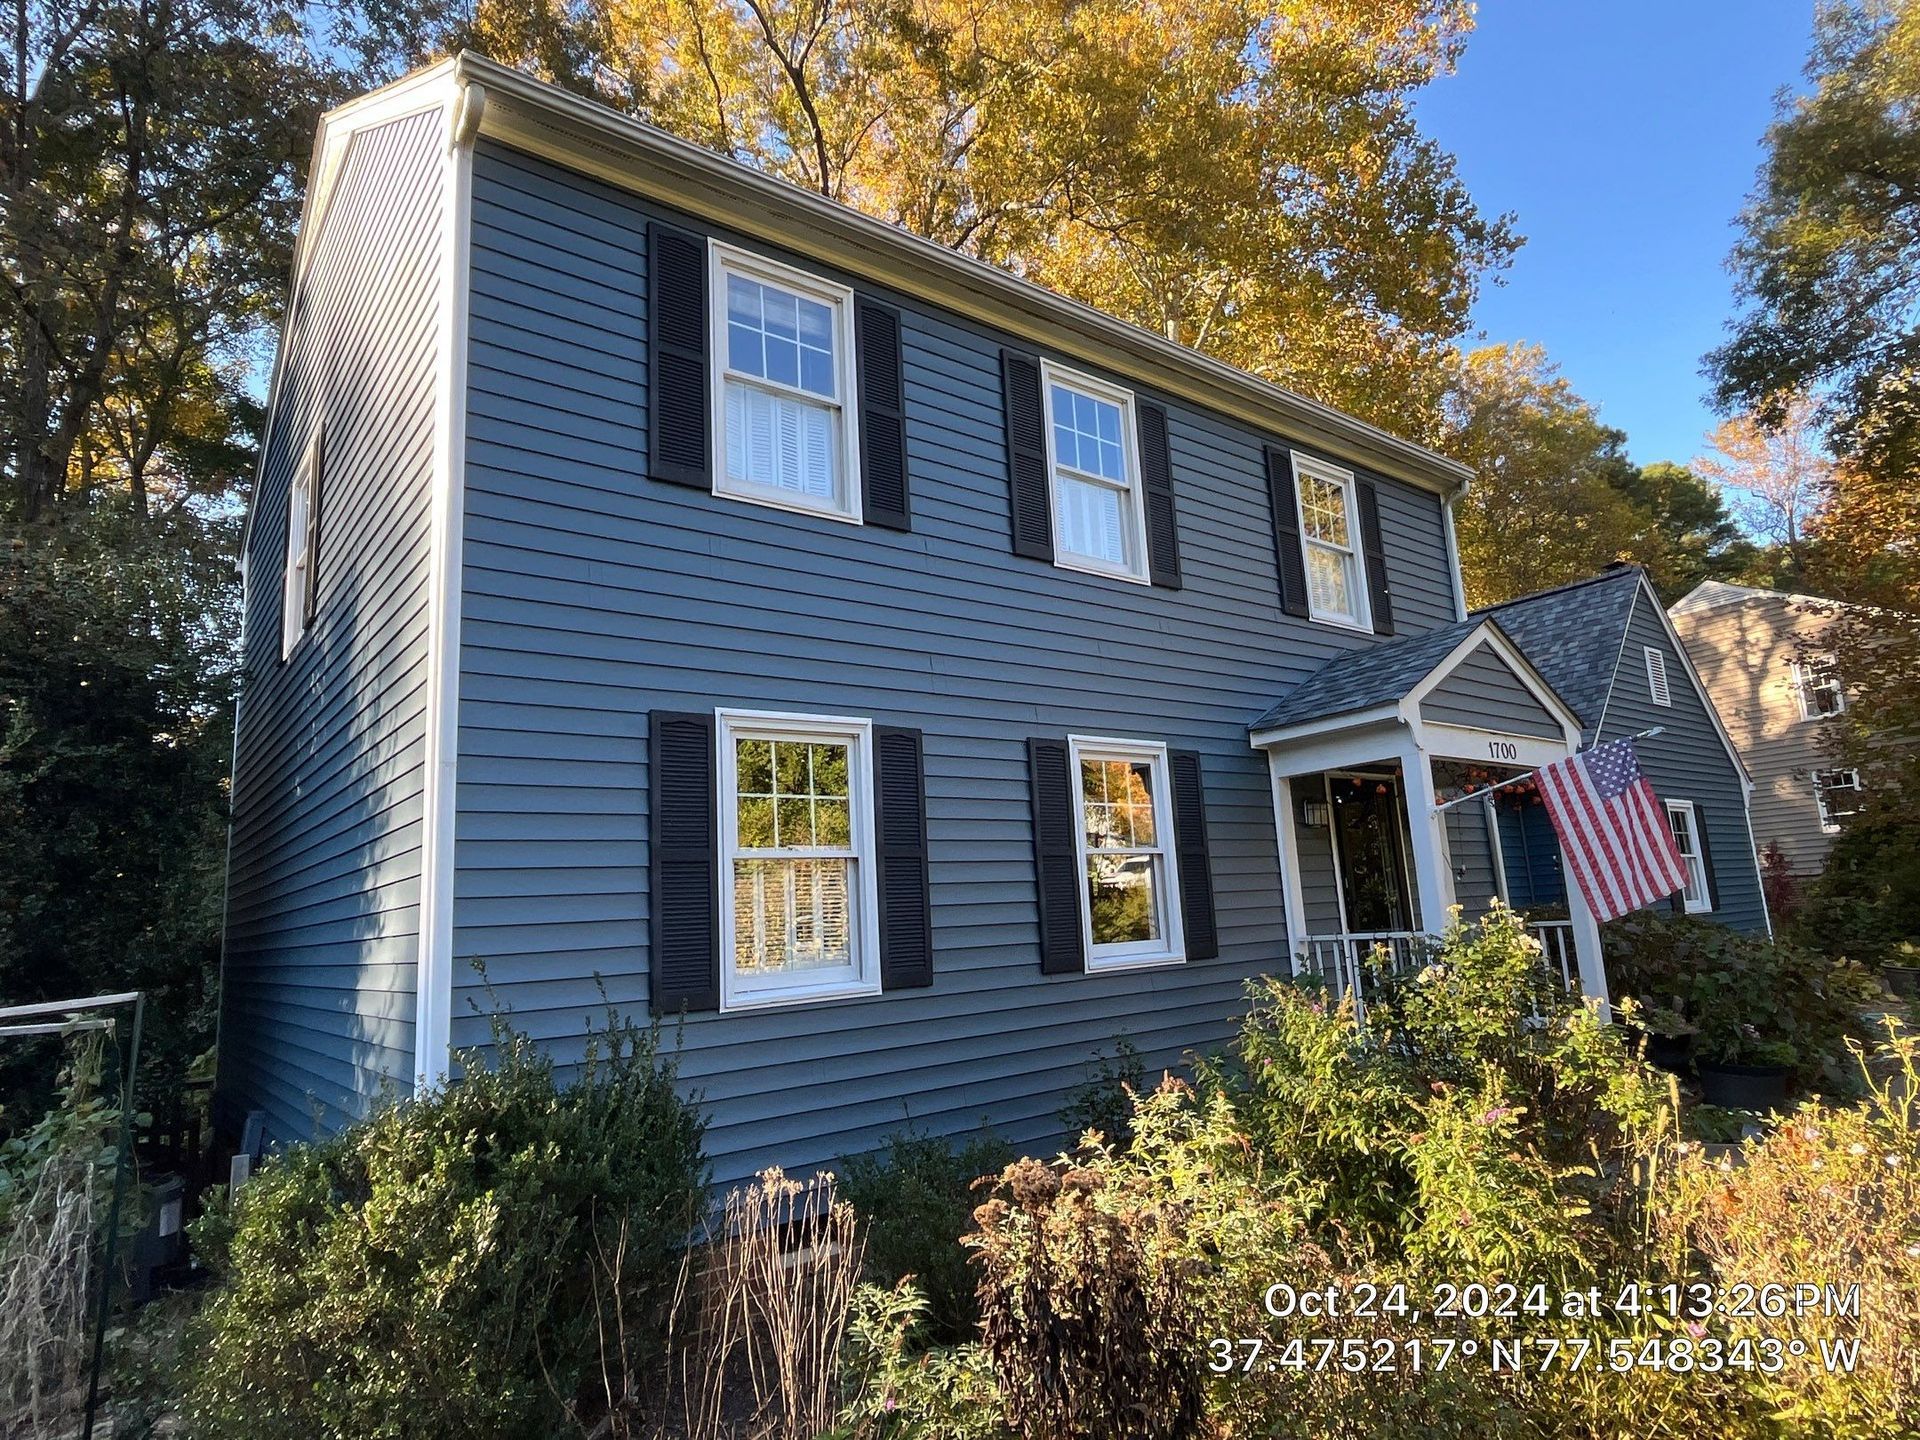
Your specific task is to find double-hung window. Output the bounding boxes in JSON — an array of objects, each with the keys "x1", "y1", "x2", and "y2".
[
  {"x1": 1042, "y1": 363, "x2": 1148, "y2": 582},
  {"x1": 717, "y1": 710, "x2": 880, "y2": 1008},
  {"x1": 1070, "y1": 736, "x2": 1184, "y2": 968},
  {"x1": 1664, "y1": 799, "x2": 1710, "y2": 913},
  {"x1": 1813, "y1": 768, "x2": 1862, "y2": 833},
  {"x1": 1793, "y1": 658, "x2": 1845, "y2": 720},
  {"x1": 281, "y1": 434, "x2": 320, "y2": 659},
  {"x1": 710, "y1": 244, "x2": 860, "y2": 523},
  {"x1": 1291, "y1": 452, "x2": 1369, "y2": 629}
]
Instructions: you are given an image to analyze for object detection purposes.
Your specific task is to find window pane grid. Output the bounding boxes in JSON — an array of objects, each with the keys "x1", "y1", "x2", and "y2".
[
  {"x1": 1299, "y1": 474, "x2": 1352, "y2": 549},
  {"x1": 1046, "y1": 373, "x2": 1143, "y2": 577},
  {"x1": 726, "y1": 272, "x2": 837, "y2": 399},
  {"x1": 1078, "y1": 752, "x2": 1167, "y2": 950},
  {"x1": 727, "y1": 727, "x2": 863, "y2": 989}
]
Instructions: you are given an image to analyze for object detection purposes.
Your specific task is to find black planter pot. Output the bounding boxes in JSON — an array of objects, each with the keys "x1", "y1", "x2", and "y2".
[
  {"x1": 1622, "y1": 1025, "x2": 1694, "y2": 1074},
  {"x1": 1696, "y1": 1061, "x2": 1792, "y2": 1112},
  {"x1": 1884, "y1": 964, "x2": 1920, "y2": 1001}
]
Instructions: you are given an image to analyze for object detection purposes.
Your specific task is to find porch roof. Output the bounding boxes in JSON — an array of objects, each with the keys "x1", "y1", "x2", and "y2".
[{"x1": 1248, "y1": 615, "x2": 1507, "y2": 734}]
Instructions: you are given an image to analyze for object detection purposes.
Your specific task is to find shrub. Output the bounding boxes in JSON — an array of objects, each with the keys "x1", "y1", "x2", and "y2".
[
  {"x1": 1059, "y1": 1036, "x2": 1144, "y2": 1147},
  {"x1": 1225, "y1": 907, "x2": 1667, "y2": 1274},
  {"x1": 1661, "y1": 1020, "x2": 1920, "y2": 1436},
  {"x1": 967, "y1": 1155, "x2": 1205, "y2": 1440},
  {"x1": 183, "y1": 1016, "x2": 707, "y2": 1440},
  {"x1": 840, "y1": 1128, "x2": 1012, "y2": 1344},
  {"x1": 839, "y1": 1281, "x2": 1014, "y2": 1440},
  {"x1": 1605, "y1": 910, "x2": 1874, "y2": 1089}
]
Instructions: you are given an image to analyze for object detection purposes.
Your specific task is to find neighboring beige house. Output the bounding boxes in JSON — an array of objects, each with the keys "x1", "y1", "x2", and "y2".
[{"x1": 1670, "y1": 581, "x2": 1859, "y2": 879}]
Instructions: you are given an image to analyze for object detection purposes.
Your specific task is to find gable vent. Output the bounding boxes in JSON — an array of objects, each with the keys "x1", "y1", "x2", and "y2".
[{"x1": 1644, "y1": 646, "x2": 1672, "y2": 707}]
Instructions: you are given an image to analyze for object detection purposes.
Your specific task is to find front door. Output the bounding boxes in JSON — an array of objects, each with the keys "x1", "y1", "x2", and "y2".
[{"x1": 1329, "y1": 773, "x2": 1415, "y2": 932}]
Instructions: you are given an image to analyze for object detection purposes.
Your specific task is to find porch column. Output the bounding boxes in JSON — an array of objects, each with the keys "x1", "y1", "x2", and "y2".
[
  {"x1": 1565, "y1": 882, "x2": 1612, "y2": 1019},
  {"x1": 1269, "y1": 763, "x2": 1308, "y2": 973},
  {"x1": 1397, "y1": 739, "x2": 1455, "y2": 938}
]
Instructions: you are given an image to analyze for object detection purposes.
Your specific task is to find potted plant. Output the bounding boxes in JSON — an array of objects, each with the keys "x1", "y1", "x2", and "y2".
[
  {"x1": 1692, "y1": 1025, "x2": 1797, "y2": 1111},
  {"x1": 1882, "y1": 941, "x2": 1920, "y2": 1001}
]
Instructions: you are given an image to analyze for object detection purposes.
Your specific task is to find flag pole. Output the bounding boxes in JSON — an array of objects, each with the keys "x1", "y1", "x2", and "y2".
[{"x1": 1430, "y1": 727, "x2": 1666, "y2": 814}]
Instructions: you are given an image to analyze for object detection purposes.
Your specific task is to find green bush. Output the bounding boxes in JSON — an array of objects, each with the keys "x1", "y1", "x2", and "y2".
[
  {"x1": 183, "y1": 1017, "x2": 707, "y2": 1440},
  {"x1": 840, "y1": 1128, "x2": 1011, "y2": 1344},
  {"x1": 1058, "y1": 1036, "x2": 1144, "y2": 1146},
  {"x1": 1604, "y1": 909, "x2": 1874, "y2": 1088}
]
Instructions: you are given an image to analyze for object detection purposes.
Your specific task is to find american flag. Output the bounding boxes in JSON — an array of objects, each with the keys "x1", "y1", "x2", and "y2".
[{"x1": 1533, "y1": 738, "x2": 1690, "y2": 923}]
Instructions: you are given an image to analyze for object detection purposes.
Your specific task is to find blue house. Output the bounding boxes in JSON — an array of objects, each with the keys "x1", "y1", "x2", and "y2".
[{"x1": 218, "y1": 57, "x2": 1755, "y2": 1187}]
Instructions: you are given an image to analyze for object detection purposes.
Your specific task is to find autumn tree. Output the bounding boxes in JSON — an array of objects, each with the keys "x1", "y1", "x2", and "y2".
[
  {"x1": 1444, "y1": 344, "x2": 1649, "y2": 607},
  {"x1": 1692, "y1": 397, "x2": 1832, "y2": 584},
  {"x1": 356, "y1": 0, "x2": 1516, "y2": 441}
]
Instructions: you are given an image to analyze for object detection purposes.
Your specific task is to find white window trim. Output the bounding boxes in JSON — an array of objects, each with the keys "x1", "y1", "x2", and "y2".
[
  {"x1": 1664, "y1": 799, "x2": 1711, "y2": 913},
  {"x1": 715, "y1": 708, "x2": 882, "y2": 1011},
  {"x1": 1040, "y1": 360, "x2": 1151, "y2": 585},
  {"x1": 1067, "y1": 734, "x2": 1186, "y2": 971},
  {"x1": 1643, "y1": 646, "x2": 1672, "y2": 707},
  {"x1": 1289, "y1": 450, "x2": 1372, "y2": 632},
  {"x1": 1813, "y1": 767, "x2": 1862, "y2": 834},
  {"x1": 280, "y1": 434, "x2": 319, "y2": 660},
  {"x1": 707, "y1": 241, "x2": 863, "y2": 525},
  {"x1": 1791, "y1": 658, "x2": 1846, "y2": 721}
]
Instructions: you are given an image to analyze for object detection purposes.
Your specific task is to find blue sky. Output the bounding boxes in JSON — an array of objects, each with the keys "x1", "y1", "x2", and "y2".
[{"x1": 1412, "y1": 2, "x2": 1817, "y2": 466}]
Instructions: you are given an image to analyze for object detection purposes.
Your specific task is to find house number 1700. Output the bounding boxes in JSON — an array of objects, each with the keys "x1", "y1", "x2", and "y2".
[{"x1": 1488, "y1": 741, "x2": 1519, "y2": 762}]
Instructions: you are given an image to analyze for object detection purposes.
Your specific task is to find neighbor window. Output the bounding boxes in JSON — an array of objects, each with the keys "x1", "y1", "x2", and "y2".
[
  {"x1": 1793, "y1": 658, "x2": 1845, "y2": 720},
  {"x1": 1813, "y1": 767, "x2": 1862, "y2": 833},
  {"x1": 710, "y1": 244, "x2": 859, "y2": 522},
  {"x1": 717, "y1": 710, "x2": 879, "y2": 1008},
  {"x1": 1644, "y1": 646, "x2": 1672, "y2": 707},
  {"x1": 1070, "y1": 736, "x2": 1184, "y2": 968},
  {"x1": 1664, "y1": 799, "x2": 1710, "y2": 913},
  {"x1": 1291, "y1": 452, "x2": 1368, "y2": 629},
  {"x1": 1042, "y1": 363, "x2": 1148, "y2": 582},
  {"x1": 280, "y1": 433, "x2": 320, "y2": 659}
]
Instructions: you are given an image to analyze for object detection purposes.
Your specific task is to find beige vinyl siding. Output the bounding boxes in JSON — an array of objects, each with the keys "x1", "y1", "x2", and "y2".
[{"x1": 1670, "y1": 593, "x2": 1841, "y2": 877}]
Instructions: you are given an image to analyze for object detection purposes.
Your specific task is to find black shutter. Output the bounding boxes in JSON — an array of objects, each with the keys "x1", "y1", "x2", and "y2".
[
  {"x1": 1137, "y1": 400, "x2": 1182, "y2": 589},
  {"x1": 647, "y1": 221, "x2": 710, "y2": 489},
  {"x1": 875, "y1": 725, "x2": 933, "y2": 989},
  {"x1": 1693, "y1": 805, "x2": 1720, "y2": 912},
  {"x1": 1168, "y1": 750, "x2": 1218, "y2": 960},
  {"x1": 1027, "y1": 737, "x2": 1084, "y2": 974},
  {"x1": 649, "y1": 710, "x2": 719, "y2": 1012},
  {"x1": 302, "y1": 431, "x2": 323, "y2": 625},
  {"x1": 1001, "y1": 350, "x2": 1053, "y2": 561},
  {"x1": 1265, "y1": 446, "x2": 1310, "y2": 618},
  {"x1": 857, "y1": 297, "x2": 911, "y2": 531},
  {"x1": 1357, "y1": 480, "x2": 1395, "y2": 636}
]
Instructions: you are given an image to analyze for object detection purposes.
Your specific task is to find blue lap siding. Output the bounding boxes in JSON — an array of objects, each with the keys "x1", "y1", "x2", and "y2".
[
  {"x1": 450, "y1": 142, "x2": 1468, "y2": 1188},
  {"x1": 1599, "y1": 591, "x2": 1768, "y2": 933},
  {"x1": 219, "y1": 110, "x2": 443, "y2": 1140}
]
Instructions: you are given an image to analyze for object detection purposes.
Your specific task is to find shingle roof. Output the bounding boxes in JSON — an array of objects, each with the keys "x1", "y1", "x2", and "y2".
[
  {"x1": 1472, "y1": 566, "x2": 1642, "y2": 736},
  {"x1": 1247, "y1": 616, "x2": 1490, "y2": 734}
]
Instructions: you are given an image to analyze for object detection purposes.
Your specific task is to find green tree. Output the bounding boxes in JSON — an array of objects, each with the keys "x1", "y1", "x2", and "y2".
[
  {"x1": 0, "y1": 503, "x2": 240, "y2": 1119},
  {"x1": 1708, "y1": 0, "x2": 1920, "y2": 952},
  {"x1": 0, "y1": 0, "x2": 336, "y2": 521},
  {"x1": 1609, "y1": 460, "x2": 1756, "y2": 601}
]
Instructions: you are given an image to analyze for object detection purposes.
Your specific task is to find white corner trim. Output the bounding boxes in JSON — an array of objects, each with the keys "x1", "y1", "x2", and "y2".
[{"x1": 415, "y1": 82, "x2": 479, "y2": 1091}]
